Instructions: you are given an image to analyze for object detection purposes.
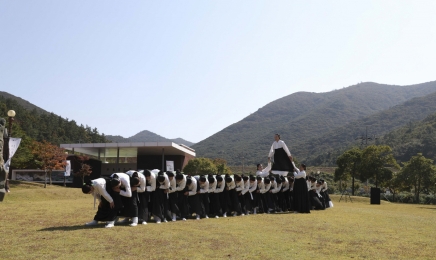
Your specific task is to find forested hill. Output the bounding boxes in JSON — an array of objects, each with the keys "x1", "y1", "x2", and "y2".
[
  {"x1": 0, "y1": 91, "x2": 48, "y2": 115},
  {"x1": 382, "y1": 112, "x2": 436, "y2": 163},
  {"x1": 305, "y1": 91, "x2": 436, "y2": 165},
  {"x1": 106, "y1": 130, "x2": 195, "y2": 147},
  {"x1": 192, "y1": 81, "x2": 436, "y2": 166},
  {"x1": 0, "y1": 93, "x2": 108, "y2": 145}
]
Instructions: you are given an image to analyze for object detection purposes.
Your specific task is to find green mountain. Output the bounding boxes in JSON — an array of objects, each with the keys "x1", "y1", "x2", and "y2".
[
  {"x1": 0, "y1": 91, "x2": 48, "y2": 115},
  {"x1": 305, "y1": 91, "x2": 436, "y2": 165},
  {"x1": 106, "y1": 130, "x2": 194, "y2": 147},
  {"x1": 192, "y1": 81, "x2": 436, "y2": 166},
  {"x1": 382, "y1": 112, "x2": 436, "y2": 163},
  {"x1": 0, "y1": 93, "x2": 108, "y2": 145}
]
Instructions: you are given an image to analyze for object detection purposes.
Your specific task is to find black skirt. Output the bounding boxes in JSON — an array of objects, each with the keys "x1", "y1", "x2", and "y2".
[
  {"x1": 292, "y1": 178, "x2": 311, "y2": 213},
  {"x1": 118, "y1": 191, "x2": 138, "y2": 218},
  {"x1": 94, "y1": 186, "x2": 122, "y2": 221},
  {"x1": 271, "y1": 148, "x2": 293, "y2": 171}
]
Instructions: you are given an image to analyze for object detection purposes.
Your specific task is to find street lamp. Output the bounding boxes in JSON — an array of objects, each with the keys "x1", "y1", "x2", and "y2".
[{"x1": 7, "y1": 110, "x2": 15, "y2": 137}]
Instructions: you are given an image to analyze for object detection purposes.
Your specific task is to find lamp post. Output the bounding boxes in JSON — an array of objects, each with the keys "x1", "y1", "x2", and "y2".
[
  {"x1": 7, "y1": 110, "x2": 15, "y2": 138},
  {"x1": 4, "y1": 110, "x2": 15, "y2": 193}
]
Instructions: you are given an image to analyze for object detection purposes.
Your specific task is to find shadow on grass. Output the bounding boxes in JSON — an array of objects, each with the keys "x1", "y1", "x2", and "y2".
[
  {"x1": 418, "y1": 207, "x2": 436, "y2": 210},
  {"x1": 38, "y1": 225, "x2": 105, "y2": 232}
]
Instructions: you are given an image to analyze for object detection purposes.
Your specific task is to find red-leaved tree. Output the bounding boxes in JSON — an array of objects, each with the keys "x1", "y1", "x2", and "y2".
[{"x1": 31, "y1": 140, "x2": 67, "y2": 188}]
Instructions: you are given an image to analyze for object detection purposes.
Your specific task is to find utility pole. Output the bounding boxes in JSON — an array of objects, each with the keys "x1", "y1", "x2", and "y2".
[{"x1": 355, "y1": 126, "x2": 378, "y2": 147}]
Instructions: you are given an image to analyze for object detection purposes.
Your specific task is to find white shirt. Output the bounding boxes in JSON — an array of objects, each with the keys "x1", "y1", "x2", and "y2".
[
  {"x1": 256, "y1": 162, "x2": 272, "y2": 178},
  {"x1": 257, "y1": 179, "x2": 266, "y2": 193},
  {"x1": 168, "y1": 177, "x2": 177, "y2": 193},
  {"x1": 146, "y1": 171, "x2": 157, "y2": 192},
  {"x1": 111, "y1": 172, "x2": 132, "y2": 197},
  {"x1": 321, "y1": 182, "x2": 328, "y2": 192},
  {"x1": 187, "y1": 177, "x2": 198, "y2": 196},
  {"x1": 292, "y1": 162, "x2": 306, "y2": 179},
  {"x1": 242, "y1": 180, "x2": 250, "y2": 195},
  {"x1": 215, "y1": 177, "x2": 226, "y2": 193},
  {"x1": 158, "y1": 173, "x2": 170, "y2": 190},
  {"x1": 226, "y1": 176, "x2": 236, "y2": 190},
  {"x1": 235, "y1": 179, "x2": 244, "y2": 192},
  {"x1": 208, "y1": 177, "x2": 217, "y2": 193},
  {"x1": 271, "y1": 182, "x2": 282, "y2": 193},
  {"x1": 199, "y1": 178, "x2": 209, "y2": 194},
  {"x1": 126, "y1": 170, "x2": 146, "y2": 193},
  {"x1": 176, "y1": 174, "x2": 187, "y2": 192},
  {"x1": 282, "y1": 178, "x2": 289, "y2": 192},
  {"x1": 248, "y1": 181, "x2": 257, "y2": 193},
  {"x1": 91, "y1": 178, "x2": 113, "y2": 203},
  {"x1": 268, "y1": 140, "x2": 291, "y2": 158}
]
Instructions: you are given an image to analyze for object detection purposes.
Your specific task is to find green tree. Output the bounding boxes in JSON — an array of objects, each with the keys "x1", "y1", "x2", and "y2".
[
  {"x1": 335, "y1": 147, "x2": 362, "y2": 195},
  {"x1": 183, "y1": 158, "x2": 217, "y2": 175},
  {"x1": 359, "y1": 145, "x2": 399, "y2": 188},
  {"x1": 212, "y1": 158, "x2": 232, "y2": 174},
  {"x1": 397, "y1": 153, "x2": 436, "y2": 203}
]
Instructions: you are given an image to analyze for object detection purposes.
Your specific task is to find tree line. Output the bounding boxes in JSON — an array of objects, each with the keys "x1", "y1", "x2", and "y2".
[{"x1": 335, "y1": 145, "x2": 436, "y2": 203}]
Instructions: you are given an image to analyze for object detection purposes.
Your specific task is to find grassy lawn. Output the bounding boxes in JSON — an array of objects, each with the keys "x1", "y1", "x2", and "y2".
[{"x1": 1, "y1": 182, "x2": 435, "y2": 259}]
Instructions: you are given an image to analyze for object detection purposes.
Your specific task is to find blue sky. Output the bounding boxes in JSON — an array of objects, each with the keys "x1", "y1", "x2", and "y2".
[{"x1": 1, "y1": 1, "x2": 436, "y2": 143}]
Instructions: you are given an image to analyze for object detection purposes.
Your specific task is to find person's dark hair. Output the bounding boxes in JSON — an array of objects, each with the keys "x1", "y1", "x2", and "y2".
[
  {"x1": 288, "y1": 176, "x2": 294, "y2": 182},
  {"x1": 269, "y1": 176, "x2": 275, "y2": 181},
  {"x1": 317, "y1": 180, "x2": 322, "y2": 185},
  {"x1": 243, "y1": 176, "x2": 249, "y2": 181},
  {"x1": 320, "y1": 179, "x2": 325, "y2": 183},
  {"x1": 176, "y1": 169, "x2": 181, "y2": 174},
  {"x1": 130, "y1": 177, "x2": 140, "y2": 187},
  {"x1": 276, "y1": 178, "x2": 282, "y2": 184},
  {"x1": 186, "y1": 178, "x2": 192, "y2": 185},
  {"x1": 216, "y1": 176, "x2": 223, "y2": 182},
  {"x1": 144, "y1": 170, "x2": 151, "y2": 177},
  {"x1": 167, "y1": 171, "x2": 175, "y2": 177},
  {"x1": 158, "y1": 170, "x2": 164, "y2": 176},
  {"x1": 175, "y1": 174, "x2": 184, "y2": 180},
  {"x1": 208, "y1": 177, "x2": 215, "y2": 183},
  {"x1": 249, "y1": 176, "x2": 256, "y2": 181},
  {"x1": 264, "y1": 178, "x2": 271, "y2": 184},
  {"x1": 131, "y1": 171, "x2": 139, "y2": 178},
  {"x1": 110, "y1": 178, "x2": 121, "y2": 188},
  {"x1": 82, "y1": 184, "x2": 92, "y2": 194},
  {"x1": 157, "y1": 175, "x2": 165, "y2": 183},
  {"x1": 275, "y1": 133, "x2": 281, "y2": 139},
  {"x1": 234, "y1": 175, "x2": 242, "y2": 182},
  {"x1": 301, "y1": 163, "x2": 306, "y2": 170},
  {"x1": 256, "y1": 163, "x2": 261, "y2": 169},
  {"x1": 225, "y1": 177, "x2": 233, "y2": 183},
  {"x1": 200, "y1": 176, "x2": 206, "y2": 182},
  {"x1": 256, "y1": 176, "x2": 262, "y2": 181}
]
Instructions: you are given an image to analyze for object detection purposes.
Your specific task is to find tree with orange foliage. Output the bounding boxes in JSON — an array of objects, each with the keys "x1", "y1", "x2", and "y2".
[{"x1": 31, "y1": 140, "x2": 67, "y2": 188}]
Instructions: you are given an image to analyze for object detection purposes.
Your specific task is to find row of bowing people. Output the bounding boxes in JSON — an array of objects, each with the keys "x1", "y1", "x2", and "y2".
[{"x1": 82, "y1": 161, "x2": 332, "y2": 228}]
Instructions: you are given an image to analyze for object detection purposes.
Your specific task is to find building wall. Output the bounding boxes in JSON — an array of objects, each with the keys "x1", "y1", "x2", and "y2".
[
  {"x1": 101, "y1": 163, "x2": 137, "y2": 176},
  {"x1": 137, "y1": 155, "x2": 187, "y2": 171}
]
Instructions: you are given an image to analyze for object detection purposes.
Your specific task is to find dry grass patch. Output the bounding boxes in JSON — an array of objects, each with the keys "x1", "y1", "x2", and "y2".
[{"x1": 1, "y1": 182, "x2": 435, "y2": 259}]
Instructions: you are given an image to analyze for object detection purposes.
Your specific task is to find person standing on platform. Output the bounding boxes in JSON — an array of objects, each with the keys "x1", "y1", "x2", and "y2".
[{"x1": 268, "y1": 134, "x2": 292, "y2": 177}]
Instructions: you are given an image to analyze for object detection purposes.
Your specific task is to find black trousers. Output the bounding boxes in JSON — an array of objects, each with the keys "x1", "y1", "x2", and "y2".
[
  {"x1": 244, "y1": 192, "x2": 253, "y2": 212},
  {"x1": 150, "y1": 190, "x2": 165, "y2": 220},
  {"x1": 219, "y1": 189, "x2": 230, "y2": 214},
  {"x1": 188, "y1": 194, "x2": 202, "y2": 217},
  {"x1": 177, "y1": 191, "x2": 188, "y2": 218},
  {"x1": 228, "y1": 189, "x2": 242, "y2": 215},
  {"x1": 309, "y1": 190, "x2": 325, "y2": 210},
  {"x1": 209, "y1": 192, "x2": 221, "y2": 216},
  {"x1": 168, "y1": 192, "x2": 180, "y2": 215},
  {"x1": 118, "y1": 191, "x2": 138, "y2": 218},
  {"x1": 199, "y1": 193, "x2": 209, "y2": 217},
  {"x1": 94, "y1": 190, "x2": 121, "y2": 222},
  {"x1": 138, "y1": 192, "x2": 148, "y2": 221},
  {"x1": 238, "y1": 192, "x2": 246, "y2": 214}
]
